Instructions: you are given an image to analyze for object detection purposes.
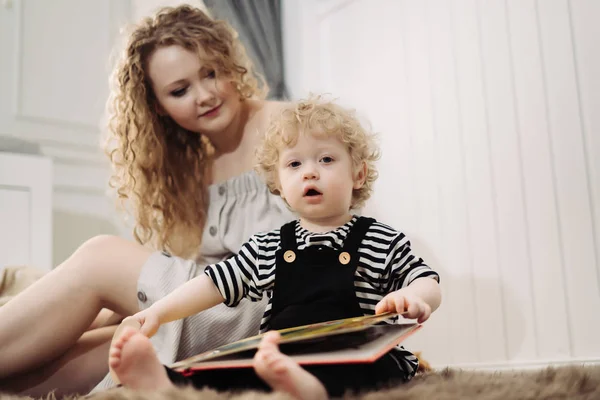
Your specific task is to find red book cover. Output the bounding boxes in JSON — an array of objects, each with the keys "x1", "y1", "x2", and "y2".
[{"x1": 170, "y1": 313, "x2": 421, "y2": 374}]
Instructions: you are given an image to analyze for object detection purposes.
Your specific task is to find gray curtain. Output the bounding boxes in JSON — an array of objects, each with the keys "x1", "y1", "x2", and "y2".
[{"x1": 204, "y1": 0, "x2": 288, "y2": 99}]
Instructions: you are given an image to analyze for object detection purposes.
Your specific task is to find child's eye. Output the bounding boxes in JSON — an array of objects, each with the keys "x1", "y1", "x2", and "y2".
[
  {"x1": 288, "y1": 161, "x2": 301, "y2": 168},
  {"x1": 320, "y1": 156, "x2": 334, "y2": 164},
  {"x1": 170, "y1": 86, "x2": 188, "y2": 97},
  {"x1": 205, "y1": 70, "x2": 216, "y2": 79}
]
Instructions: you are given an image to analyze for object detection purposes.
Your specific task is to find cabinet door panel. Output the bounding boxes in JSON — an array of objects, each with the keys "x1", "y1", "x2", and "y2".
[
  {"x1": 0, "y1": 187, "x2": 30, "y2": 267},
  {"x1": 0, "y1": 0, "x2": 130, "y2": 149},
  {"x1": 0, "y1": 153, "x2": 52, "y2": 270}
]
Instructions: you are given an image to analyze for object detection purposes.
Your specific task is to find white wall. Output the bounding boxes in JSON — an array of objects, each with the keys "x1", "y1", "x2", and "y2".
[
  {"x1": 0, "y1": 0, "x2": 134, "y2": 266},
  {"x1": 131, "y1": 0, "x2": 207, "y2": 23},
  {"x1": 0, "y1": 0, "x2": 209, "y2": 267},
  {"x1": 283, "y1": 0, "x2": 600, "y2": 369}
]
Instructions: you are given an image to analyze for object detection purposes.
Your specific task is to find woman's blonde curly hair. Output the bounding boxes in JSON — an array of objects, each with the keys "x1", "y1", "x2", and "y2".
[
  {"x1": 256, "y1": 95, "x2": 380, "y2": 210},
  {"x1": 104, "y1": 5, "x2": 266, "y2": 258}
]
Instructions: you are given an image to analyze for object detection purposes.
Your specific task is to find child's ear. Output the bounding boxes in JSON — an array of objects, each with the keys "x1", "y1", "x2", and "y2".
[
  {"x1": 275, "y1": 179, "x2": 285, "y2": 200},
  {"x1": 353, "y1": 162, "x2": 367, "y2": 189}
]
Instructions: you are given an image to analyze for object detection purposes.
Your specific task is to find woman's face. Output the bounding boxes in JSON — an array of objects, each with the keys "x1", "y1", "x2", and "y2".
[{"x1": 146, "y1": 45, "x2": 242, "y2": 140}]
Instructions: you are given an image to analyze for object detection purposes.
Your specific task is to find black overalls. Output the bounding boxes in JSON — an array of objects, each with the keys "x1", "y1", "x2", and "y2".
[{"x1": 166, "y1": 217, "x2": 408, "y2": 397}]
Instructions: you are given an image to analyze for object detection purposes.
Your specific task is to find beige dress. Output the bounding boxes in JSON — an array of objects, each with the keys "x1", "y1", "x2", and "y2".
[{"x1": 93, "y1": 170, "x2": 295, "y2": 392}]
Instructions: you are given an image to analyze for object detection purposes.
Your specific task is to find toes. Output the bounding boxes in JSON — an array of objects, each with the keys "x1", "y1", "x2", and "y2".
[
  {"x1": 114, "y1": 327, "x2": 139, "y2": 349},
  {"x1": 108, "y1": 356, "x2": 121, "y2": 369},
  {"x1": 113, "y1": 338, "x2": 126, "y2": 350},
  {"x1": 109, "y1": 346, "x2": 122, "y2": 357},
  {"x1": 120, "y1": 327, "x2": 139, "y2": 341}
]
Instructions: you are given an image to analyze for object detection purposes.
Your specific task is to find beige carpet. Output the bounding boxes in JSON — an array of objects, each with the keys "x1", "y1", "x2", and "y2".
[{"x1": 2, "y1": 365, "x2": 598, "y2": 400}]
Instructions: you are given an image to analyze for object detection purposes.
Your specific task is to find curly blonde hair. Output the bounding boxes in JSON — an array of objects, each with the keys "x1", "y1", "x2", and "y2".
[
  {"x1": 256, "y1": 95, "x2": 380, "y2": 209},
  {"x1": 105, "y1": 5, "x2": 266, "y2": 258}
]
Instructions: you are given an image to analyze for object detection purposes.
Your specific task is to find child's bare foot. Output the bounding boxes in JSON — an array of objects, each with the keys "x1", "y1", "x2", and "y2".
[
  {"x1": 108, "y1": 327, "x2": 173, "y2": 390},
  {"x1": 254, "y1": 332, "x2": 328, "y2": 400},
  {"x1": 108, "y1": 317, "x2": 141, "y2": 384}
]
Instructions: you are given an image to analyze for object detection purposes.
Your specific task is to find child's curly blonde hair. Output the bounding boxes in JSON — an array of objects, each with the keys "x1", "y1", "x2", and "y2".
[
  {"x1": 256, "y1": 96, "x2": 380, "y2": 209},
  {"x1": 104, "y1": 5, "x2": 266, "y2": 258}
]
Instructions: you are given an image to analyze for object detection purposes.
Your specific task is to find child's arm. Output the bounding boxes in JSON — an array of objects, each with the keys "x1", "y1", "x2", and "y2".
[
  {"x1": 128, "y1": 236, "x2": 265, "y2": 337},
  {"x1": 375, "y1": 277, "x2": 441, "y2": 323},
  {"x1": 373, "y1": 228, "x2": 441, "y2": 323},
  {"x1": 128, "y1": 274, "x2": 225, "y2": 337}
]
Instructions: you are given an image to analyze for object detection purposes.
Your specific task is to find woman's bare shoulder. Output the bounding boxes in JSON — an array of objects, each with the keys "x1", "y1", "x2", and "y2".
[
  {"x1": 243, "y1": 100, "x2": 292, "y2": 144},
  {"x1": 265, "y1": 100, "x2": 292, "y2": 113},
  {"x1": 255, "y1": 100, "x2": 292, "y2": 128}
]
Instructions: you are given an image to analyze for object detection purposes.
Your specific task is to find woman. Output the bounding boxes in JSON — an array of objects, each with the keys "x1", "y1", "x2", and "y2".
[{"x1": 0, "y1": 5, "x2": 294, "y2": 397}]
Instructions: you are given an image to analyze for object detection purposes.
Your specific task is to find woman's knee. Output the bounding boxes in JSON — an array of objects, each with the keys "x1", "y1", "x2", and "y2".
[
  {"x1": 77, "y1": 234, "x2": 126, "y2": 254},
  {"x1": 61, "y1": 235, "x2": 148, "y2": 289},
  {"x1": 48, "y1": 236, "x2": 120, "y2": 297},
  {"x1": 64, "y1": 235, "x2": 125, "y2": 272}
]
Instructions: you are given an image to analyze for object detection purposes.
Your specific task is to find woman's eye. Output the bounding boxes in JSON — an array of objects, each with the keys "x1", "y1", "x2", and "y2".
[
  {"x1": 205, "y1": 70, "x2": 216, "y2": 79},
  {"x1": 289, "y1": 161, "x2": 301, "y2": 168},
  {"x1": 320, "y1": 156, "x2": 334, "y2": 164},
  {"x1": 170, "y1": 87, "x2": 188, "y2": 97}
]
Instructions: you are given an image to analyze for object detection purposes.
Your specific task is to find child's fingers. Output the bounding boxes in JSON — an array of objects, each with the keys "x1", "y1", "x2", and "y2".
[
  {"x1": 140, "y1": 322, "x2": 151, "y2": 336},
  {"x1": 406, "y1": 300, "x2": 420, "y2": 318},
  {"x1": 121, "y1": 315, "x2": 143, "y2": 330},
  {"x1": 417, "y1": 303, "x2": 432, "y2": 323},
  {"x1": 374, "y1": 300, "x2": 385, "y2": 314},
  {"x1": 140, "y1": 318, "x2": 159, "y2": 337},
  {"x1": 375, "y1": 295, "x2": 393, "y2": 314},
  {"x1": 396, "y1": 296, "x2": 408, "y2": 313},
  {"x1": 264, "y1": 331, "x2": 281, "y2": 341}
]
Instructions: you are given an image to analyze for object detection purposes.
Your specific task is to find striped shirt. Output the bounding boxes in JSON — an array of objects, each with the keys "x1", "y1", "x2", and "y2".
[
  {"x1": 205, "y1": 216, "x2": 439, "y2": 376},
  {"x1": 205, "y1": 216, "x2": 439, "y2": 330}
]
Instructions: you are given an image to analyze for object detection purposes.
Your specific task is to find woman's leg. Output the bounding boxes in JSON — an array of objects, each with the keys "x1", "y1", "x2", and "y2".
[
  {"x1": 0, "y1": 326, "x2": 117, "y2": 397},
  {"x1": 0, "y1": 235, "x2": 151, "y2": 378},
  {"x1": 88, "y1": 308, "x2": 123, "y2": 331}
]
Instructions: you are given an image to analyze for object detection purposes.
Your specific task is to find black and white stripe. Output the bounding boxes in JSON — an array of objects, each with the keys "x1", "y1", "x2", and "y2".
[
  {"x1": 205, "y1": 216, "x2": 439, "y2": 330},
  {"x1": 204, "y1": 216, "x2": 439, "y2": 376}
]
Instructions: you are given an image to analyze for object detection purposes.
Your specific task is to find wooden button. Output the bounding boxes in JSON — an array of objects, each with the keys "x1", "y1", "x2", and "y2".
[
  {"x1": 339, "y1": 252, "x2": 351, "y2": 265},
  {"x1": 284, "y1": 250, "x2": 296, "y2": 263}
]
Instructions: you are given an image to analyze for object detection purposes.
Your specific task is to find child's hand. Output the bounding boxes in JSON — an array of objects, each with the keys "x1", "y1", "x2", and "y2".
[
  {"x1": 375, "y1": 289, "x2": 432, "y2": 323},
  {"x1": 122, "y1": 309, "x2": 160, "y2": 338}
]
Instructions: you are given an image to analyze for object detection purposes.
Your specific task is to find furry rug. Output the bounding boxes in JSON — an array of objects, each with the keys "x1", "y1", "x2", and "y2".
[{"x1": 1, "y1": 365, "x2": 598, "y2": 400}]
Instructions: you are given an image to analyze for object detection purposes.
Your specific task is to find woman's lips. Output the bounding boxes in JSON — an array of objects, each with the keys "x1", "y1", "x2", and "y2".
[{"x1": 200, "y1": 104, "x2": 221, "y2": 117}]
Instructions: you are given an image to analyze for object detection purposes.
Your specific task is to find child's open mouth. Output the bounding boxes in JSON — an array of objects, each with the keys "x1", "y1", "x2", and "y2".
[{"x1": 304, "y1": 188, "x2": 322, "y2": 197}]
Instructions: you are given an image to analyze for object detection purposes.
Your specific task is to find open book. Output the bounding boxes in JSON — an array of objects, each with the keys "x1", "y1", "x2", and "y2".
[{"x1": 171, "y1": 312, "x2": 421, "y2": 375}]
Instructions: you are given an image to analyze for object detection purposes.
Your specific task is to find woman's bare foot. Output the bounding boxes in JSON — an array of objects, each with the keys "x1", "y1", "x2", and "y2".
[
  {"x1": 108, "y1": 327, "x2": 173, "y2": 391},
  {"x1": 253, "y1": 332, "x2": 328, "y2": 400}
]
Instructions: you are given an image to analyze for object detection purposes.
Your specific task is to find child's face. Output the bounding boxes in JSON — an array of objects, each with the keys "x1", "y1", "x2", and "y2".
[
  {"x1": 277, "y1": 132, "x2": 365, "y2": 223},
  {"x1": 147, "y1": 45, "x2": 242, "y2": 140}
]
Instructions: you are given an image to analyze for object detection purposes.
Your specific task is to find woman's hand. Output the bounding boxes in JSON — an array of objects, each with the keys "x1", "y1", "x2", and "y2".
[
  {"x1": 375, "y1": 289, "x2": 432, "y2": 323},
  {"x1": 122, "y1": 309, "x2": 160, "y2": 337}
]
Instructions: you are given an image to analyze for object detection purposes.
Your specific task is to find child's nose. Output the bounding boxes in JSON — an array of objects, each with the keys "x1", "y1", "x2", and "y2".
[{"x1": 303, "y1": 168, "x2": 319, "y2": 180}]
